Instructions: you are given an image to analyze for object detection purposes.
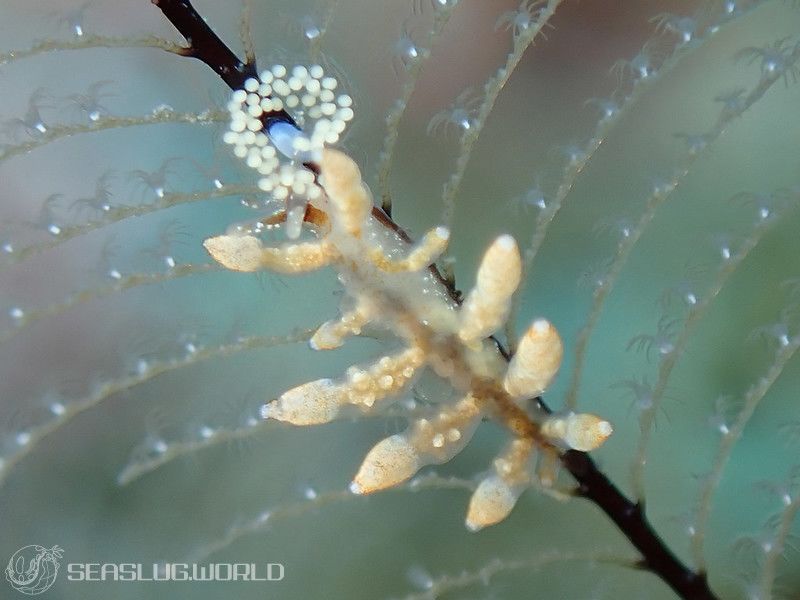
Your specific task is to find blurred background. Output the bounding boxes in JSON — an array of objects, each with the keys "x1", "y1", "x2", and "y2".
[{"x1": 1, "y1": 1, "x2": 799, "y2": 598}]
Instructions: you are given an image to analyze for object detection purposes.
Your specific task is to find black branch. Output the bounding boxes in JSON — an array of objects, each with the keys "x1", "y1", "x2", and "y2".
[
  {"x1": 152, "y1": 0, "x2": 296, "y2": 132},
  {"x1": 151, "y1": 2, "x2": 720, "y2": 599},
  {"x1": 562, "y1": 450, "x2": 715, "y2": 600},
  {"x1": 151, "y1": 0, "x2": 254, "y2": 89}
]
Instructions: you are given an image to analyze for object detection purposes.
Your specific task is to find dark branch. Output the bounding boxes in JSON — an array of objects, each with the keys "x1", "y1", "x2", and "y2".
[
  {"x1": 151, "y1": 0, "x2": 255, "y2": 90},
  {"x1": 562, "y1": 450, "x2": 715, "y2": 600},
  {"x1": 151, "y1": 0, "x2": 295, "y2": 132},
  {"x1": 151, "y1": 2, "x2": 719, "y2": 599}
]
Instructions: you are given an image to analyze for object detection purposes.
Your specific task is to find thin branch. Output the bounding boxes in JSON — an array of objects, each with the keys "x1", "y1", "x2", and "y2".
[
  {"x1": 759, "y1": 483, "x2": 800, "y2": 598},
  {"x1": 440, "y1": 0, "x2": 563, "y2": 228},
  {"x1": 190, "y1": 474, "x2": 476, "y2": 563},
  {"x1": 0, "y1": 110, "x2": 225, "y2": 164},
  {"x1": 0, "y1": 184, "x2": 259, "y2": 268},
  {"x1": 376, "y1": 1, "x2": 458, "y2": 215},
  {"x1": 0, "y1": 263, "x2": 219, "y2": 345},
  {"x1": 401, "y1": 550, "x2": 638, "y2": 600},
  {"x1": 239, "y1": 0, "x2": 256, "y2": 66},
  {"x1": 691, "y1": 334, "x2": 800, "y2": 571},
  {"x1": 0, "y1": 35, "x2": 186, "y2": 66},
  {"x1": 118, "y1": 397, "x2": 431, "y2": 486},
  {"x1": 0, "y1": 329, "x2": 313, "y2": 488}
]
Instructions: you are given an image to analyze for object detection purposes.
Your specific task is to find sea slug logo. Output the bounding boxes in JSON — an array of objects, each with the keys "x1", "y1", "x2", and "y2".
[{"x1": 5, "y1": 545, "x2": 63, "y2": 595}]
